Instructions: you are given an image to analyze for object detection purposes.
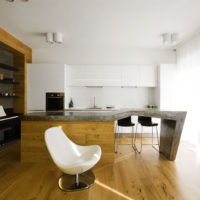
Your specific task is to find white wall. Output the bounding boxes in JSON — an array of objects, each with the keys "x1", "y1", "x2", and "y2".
[{"x1": 32, "y1": 48, "x2": 176, "y2": 65}]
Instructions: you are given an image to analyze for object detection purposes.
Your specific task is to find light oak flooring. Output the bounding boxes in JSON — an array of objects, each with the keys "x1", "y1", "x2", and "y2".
[{"x1": 0, "y1": 138, "x2": 200, "y2": 200}]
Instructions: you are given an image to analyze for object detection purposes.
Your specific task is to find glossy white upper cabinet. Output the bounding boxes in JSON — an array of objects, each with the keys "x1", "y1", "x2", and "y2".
[
  {"x1": 139, "y1": 65, "x2": 157, "y2": 87},
  {"x1": 68, "y1": 65, "x2": 157, "y2": 87},
  {"x1": 121, "y1": 65, "x2": 157, "y2": 87},
  {"x1": 121, "y1": 65, "x2": 139, "y2": 87},
  {"x1": 102, "y1": 65, "x2": 121, "y2": 86},
  {"x1": 84, "y1": 65, "x2": 103, "y2": 86},
  {"x1": 68, "y1": 65, "x2": 85, "y2": 86}
]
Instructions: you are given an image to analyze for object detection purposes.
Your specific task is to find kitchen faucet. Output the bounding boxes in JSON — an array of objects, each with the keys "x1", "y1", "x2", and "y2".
[
  {"x1": 88, "y1": 96, "x2": 101, "y2": 109},
  {"x1": 93, "y1": 96, "x2": 96, "y2": 108}
]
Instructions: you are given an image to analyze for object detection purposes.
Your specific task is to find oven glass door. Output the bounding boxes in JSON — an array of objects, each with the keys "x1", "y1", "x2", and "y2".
[{"x1": 46, "y1": 97, "x2": 64, "y2": 111}]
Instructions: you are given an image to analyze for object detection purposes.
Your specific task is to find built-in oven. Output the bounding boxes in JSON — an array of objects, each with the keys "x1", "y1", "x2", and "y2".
[{"x1": 46, "y1": 93, "x2": 64, "y2": 111}]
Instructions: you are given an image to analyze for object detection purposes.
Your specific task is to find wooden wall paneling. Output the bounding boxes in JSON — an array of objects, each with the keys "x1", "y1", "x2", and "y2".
[
  {"x1": 0, "y1": 27, "x2": 32, "y2": 57},
  {"x1": 13, "y1": 53, "x2": 26, "y2": 113},
  {"x1": 0, "y1": 27, "x2": 32, "y2": 113}
]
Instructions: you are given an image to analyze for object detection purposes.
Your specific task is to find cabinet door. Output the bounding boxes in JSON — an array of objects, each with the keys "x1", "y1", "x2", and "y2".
[
  {"x1": 102, "y1": 65, "x2": 121, "y2": 86},
  {"x1": 84, "y1": 65, "x2": 103, "y2": 86},
  {"x1": 139, "y1": 65, "x2": 157, "y2": 87},
  {"x1": 69, "y1": 65, "x2": 85, "y2": 86},
  {"x1": 121, "y1": 65, "x2": 139, "y2": 87}
]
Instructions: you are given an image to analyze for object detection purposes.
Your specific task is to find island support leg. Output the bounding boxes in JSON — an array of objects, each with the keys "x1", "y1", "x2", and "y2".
[{"x1": 160, "y1": 118, "x2": 185, "y2": 161}]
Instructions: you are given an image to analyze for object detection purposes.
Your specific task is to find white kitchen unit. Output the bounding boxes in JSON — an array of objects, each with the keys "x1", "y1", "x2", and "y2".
[
  {"x1": 69, "y1": 65, "x2": 121, "y2": 86},
  {"x1": 158, "y1": 64, "x2": 177, "y2": 110},
  {"x1": 84, "y1": 65, "x2": 103, "y2": 86},
  {"x1": 68, "y1": 65, "x2": 86, "y2": 86},
  {"x1": 27, "y1": 64, "x2": 67, "y2": 111},
  {"x1": 121, "y1": 65, "x2": 157, "y2": 87},
  {"x1": 102, "y1": 65, "x2": 121, "y2": 86},
  {"x1": 68, "y1": 65, "x2": 157, "y2": 87},
  {"x1": 139, "y1": 65, "x2": 157, "y2": 87},
  {"x1": 121, "y1": 65, "x2": 139, "y2": 87}
]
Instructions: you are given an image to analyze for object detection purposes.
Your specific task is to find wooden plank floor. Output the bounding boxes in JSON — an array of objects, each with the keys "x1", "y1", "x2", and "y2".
[{"x1": 0, "y1": 138, "x2": 200, "y2": 200}]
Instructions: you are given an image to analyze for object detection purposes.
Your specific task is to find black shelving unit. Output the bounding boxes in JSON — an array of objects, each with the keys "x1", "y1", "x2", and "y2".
[
  {"x1": 0, "y1": 80, "x2": 19, "y2": 84},
  {"x1": 0, "y1": 62, "x2": 20, "y2": 98},
  {"x1": 0, "y1": 62, "x2": 19, "y2": 71}
]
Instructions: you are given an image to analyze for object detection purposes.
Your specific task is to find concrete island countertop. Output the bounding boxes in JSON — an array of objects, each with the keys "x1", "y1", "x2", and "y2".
[{"x1": 20, "y1": 108, "x2": 187, "y2": 122}]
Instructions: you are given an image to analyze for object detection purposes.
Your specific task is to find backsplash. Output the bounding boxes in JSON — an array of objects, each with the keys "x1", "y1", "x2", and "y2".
[{"x1": 66, "y1": 86, "x2": 157, "y2": 109}]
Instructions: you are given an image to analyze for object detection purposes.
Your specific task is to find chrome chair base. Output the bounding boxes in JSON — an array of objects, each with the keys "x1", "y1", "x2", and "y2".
[{"x1": 58, "y1": 170, "x2": 95, "y2": 192}]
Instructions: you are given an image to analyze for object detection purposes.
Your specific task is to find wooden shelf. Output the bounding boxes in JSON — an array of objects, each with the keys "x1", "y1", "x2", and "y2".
[
  {"x1": 0, "y1": 79, "x2": 19, "y2": 84},
  {"x1": 0, "y1": 96, "x2": 19, "y2": 98},
  {"x1": 0, "y1": 63, "x2": 19, "y2": 71}
]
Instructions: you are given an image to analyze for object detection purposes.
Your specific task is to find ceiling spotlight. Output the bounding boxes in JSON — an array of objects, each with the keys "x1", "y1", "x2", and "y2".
[
  {"x1": 162, "y1": 33, "x2": 171, "y2": 45},
  {"x1": 46, "y1": 33, "x2": 54, "y2": 44},
  {"x1": 162, "y1": 33, "x2": 179, "y2": 45},
  {"x1": 171, "y1": 33, "x2": 178, "y2": 45},
  {"x1": 45, "y1": 32, "x2": 63, "y2": 44},
  {"x1": 53, "y1": 32, "x2": 63, "y2": 44}
]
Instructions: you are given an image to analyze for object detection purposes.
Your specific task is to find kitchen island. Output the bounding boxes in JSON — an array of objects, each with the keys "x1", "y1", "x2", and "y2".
[{"x1": 20, "y1": 109, "x2": 187, "y2": 165}]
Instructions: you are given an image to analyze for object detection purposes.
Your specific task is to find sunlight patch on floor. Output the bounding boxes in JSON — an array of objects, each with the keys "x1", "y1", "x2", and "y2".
[{"x1": 95, "y1": 180, "x2": 134, "y2": 200}]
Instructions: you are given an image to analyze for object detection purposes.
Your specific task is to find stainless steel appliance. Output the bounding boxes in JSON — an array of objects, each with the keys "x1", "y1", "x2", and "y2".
[{"x1": 46, "y1": 93, "x2": 64, "y2": 111}]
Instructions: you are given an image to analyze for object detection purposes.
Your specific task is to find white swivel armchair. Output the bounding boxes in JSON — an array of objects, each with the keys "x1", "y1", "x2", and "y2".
[{"x1": 44, "y1": 126, "x2": 102, "y2": 191}]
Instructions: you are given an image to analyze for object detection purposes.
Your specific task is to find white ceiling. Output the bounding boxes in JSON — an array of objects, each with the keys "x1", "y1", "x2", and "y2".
[{"x1": 0, "y1": 0, "x2": 200, "y2": 49}]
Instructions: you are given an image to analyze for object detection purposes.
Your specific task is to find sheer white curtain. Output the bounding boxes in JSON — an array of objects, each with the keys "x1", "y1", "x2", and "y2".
[{"x1": 176, "y1": 34, "x2": 200, "y2": 148}]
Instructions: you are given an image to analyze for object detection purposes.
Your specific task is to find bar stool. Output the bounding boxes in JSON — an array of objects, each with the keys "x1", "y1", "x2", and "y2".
[
  {"x1": 115, "y1": 117, "x2": 135, "y2": 153},
  {"x1": 133, "y1": 116, "x2": 159, "y2": 153}
]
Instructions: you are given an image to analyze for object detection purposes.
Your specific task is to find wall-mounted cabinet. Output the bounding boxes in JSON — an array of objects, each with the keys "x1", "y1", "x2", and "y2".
[
  {"x1": 68, "y1": 65, "x2": 157, "y2": 87},
  {"x1": 102, "y1": 65, "x2": 121, "y2": 86},
  {"x1": 121, "y1": 65, "x2": 139, "y2": 87},
  {"x1": 68, "y1": 65, "x2": 85, "y2": 86},
  {"x1": 84, "y1": 65, "x2": 103, "y2": 86}
]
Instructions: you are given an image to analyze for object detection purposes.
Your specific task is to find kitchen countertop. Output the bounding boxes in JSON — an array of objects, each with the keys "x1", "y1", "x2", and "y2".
[
  {"x1": 21, "y1": 108, "x2": 187, "y2": 121},
  {"x1": 21, "y1": 108, "x2": 187, "y2": 161}
]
